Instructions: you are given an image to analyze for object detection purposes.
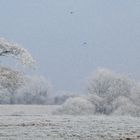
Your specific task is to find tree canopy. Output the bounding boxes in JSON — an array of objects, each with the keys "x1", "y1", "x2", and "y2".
[{"x1": 0, "y1": 38, "x2": 35, "y2": 68}]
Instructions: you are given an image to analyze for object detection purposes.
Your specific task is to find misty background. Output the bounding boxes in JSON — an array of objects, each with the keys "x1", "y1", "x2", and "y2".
[{"x1": 0, "y1": 0, "x2": 139, "y2": 92}]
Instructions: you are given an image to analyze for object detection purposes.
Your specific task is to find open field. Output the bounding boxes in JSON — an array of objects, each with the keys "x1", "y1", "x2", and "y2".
[{"x1": 0, "y1": 105, "x2": 140, "y2": 140}]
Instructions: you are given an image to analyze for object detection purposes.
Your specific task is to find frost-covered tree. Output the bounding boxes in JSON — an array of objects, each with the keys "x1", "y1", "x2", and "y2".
[
  {"x1": 0, "y1": 38, "x2": 52, "y2": 104},
  {"x1": 87, "y1": 69, "x2": 136, "y2": 115},
  {"x1": 0, "y1": 38, "x2": 35, "y2": 67},
  {"x1": 111, "y1": 96, "x2": 140, "y2": 117},
  {"x1": 16, "y1": 76, "x2": 52, "y2": 104},
  {"x1": 0, "y1": 67, "x2": 25, "y2": 104},
  {"x1": 87, "y1": 69, "x2": 134, "y2": 99},
  {"x1": 0, "y1": 38, "x2": 35, "y2": 104},
  {"x1": 0, "y1": 38, "x2": 54, "y2": 104}
]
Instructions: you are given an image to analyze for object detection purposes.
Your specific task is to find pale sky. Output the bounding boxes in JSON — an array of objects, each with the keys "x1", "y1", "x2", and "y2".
[{"x1": 0, "y1": 0, "x2": 140, "y2": 92}]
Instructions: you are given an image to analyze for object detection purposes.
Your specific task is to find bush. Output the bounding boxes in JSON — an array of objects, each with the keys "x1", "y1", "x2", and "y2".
[
  {"x1": 53, "y1": 97, "x2": 95, "y2": 115},
  {"x1": 112, "y1": 103, "x2": 140, "y2": 117}
]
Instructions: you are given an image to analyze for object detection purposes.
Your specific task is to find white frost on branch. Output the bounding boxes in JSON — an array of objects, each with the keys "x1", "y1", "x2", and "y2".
[{"x1": 0, "y1": 38, "x2": 35, "y2": 68}]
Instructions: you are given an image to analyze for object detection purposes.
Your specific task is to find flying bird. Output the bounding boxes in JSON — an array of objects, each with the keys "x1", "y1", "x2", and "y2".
[
  {"x1": 83, "y1": 42, "x2": 87, "y2": 45},
  {"x1": 70, "y1": 11, "x2": 74, "y2": 14}
]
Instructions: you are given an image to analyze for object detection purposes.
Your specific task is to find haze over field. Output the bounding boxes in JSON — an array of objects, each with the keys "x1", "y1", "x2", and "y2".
[
  {"x1": 0, "y1": 0, "x2": 139, "y2": 91},
  {"x1": 0, "y1": 0, "x2": 140, "y2": 116}
]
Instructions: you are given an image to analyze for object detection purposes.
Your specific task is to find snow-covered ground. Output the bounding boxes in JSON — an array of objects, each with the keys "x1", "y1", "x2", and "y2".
[{"x1": 0, "y1": 105, "x2": 140, "y2": 140}]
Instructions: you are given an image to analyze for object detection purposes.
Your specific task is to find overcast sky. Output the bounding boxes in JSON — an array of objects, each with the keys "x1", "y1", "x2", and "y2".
[{"x1": 0, "y1": 0, "x2": 140, "y2": 92}]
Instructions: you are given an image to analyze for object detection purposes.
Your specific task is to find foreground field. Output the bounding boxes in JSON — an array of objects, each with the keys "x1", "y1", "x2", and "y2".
[{"x1": 0, "y1": 105, "x2": 140, "y2": 140}]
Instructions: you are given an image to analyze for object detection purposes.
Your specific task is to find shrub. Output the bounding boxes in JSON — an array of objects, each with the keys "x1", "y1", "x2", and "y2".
[{"x1": 53, "y1": 97, "x2": 95, "y2": 115}]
